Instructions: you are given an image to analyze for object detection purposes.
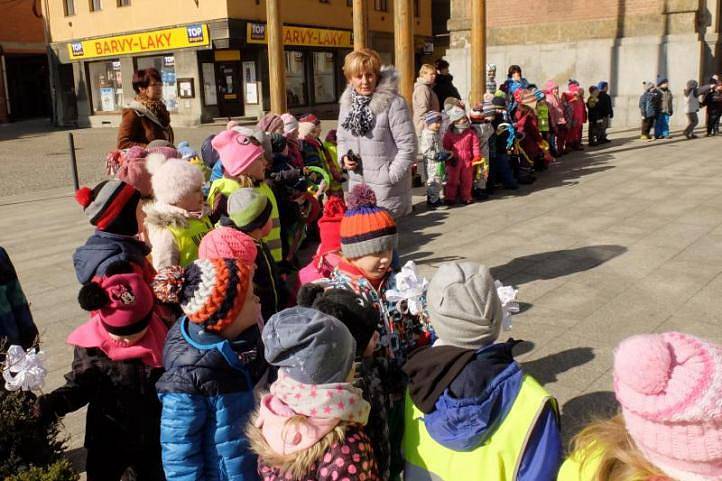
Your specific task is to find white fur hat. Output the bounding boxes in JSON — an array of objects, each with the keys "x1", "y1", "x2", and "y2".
[
  {"x1": 146, "y1": 153, "x2": 204, "y2": 206},
  {"x1": 298, "y1": 121, "x2": 316, "y2": 139}
]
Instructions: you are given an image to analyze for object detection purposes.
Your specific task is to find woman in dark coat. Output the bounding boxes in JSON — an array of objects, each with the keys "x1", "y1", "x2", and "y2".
[{"x1": 117, "y1": 68, "x2": 174, "y2": 149}]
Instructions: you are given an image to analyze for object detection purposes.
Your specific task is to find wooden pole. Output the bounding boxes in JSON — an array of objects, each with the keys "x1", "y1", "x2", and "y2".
[
  {"x1": 353, "y1": 0, "x2": 367, "y2": 51},
  {"x1": 470, "y1": 0, "x2": 486, "y2": 105},
  {"x1": 266, "y1": 0, "x2": 287, "y2": 113},
  {"x1": 394, "y1": 0, "x2": 414, "y2": 105}
]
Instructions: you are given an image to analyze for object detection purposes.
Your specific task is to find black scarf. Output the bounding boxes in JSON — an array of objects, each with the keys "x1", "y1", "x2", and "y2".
[{"x1": 342, "y1": 89, "x2": 375, "y2": 137}]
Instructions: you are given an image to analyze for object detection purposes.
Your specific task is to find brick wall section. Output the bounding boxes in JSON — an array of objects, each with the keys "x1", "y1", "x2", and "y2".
[{"x1": 0, "y1": 0, "x2": 44, "y2": 45}]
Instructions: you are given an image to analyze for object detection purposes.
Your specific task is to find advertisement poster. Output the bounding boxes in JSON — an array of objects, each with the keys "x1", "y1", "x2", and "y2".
[
  {"x1": 242, "y1": 61, "x2": 258, "y2": 104},
  {"x1": 100, "y1": 87, "x2": 115, "y2": 112}
]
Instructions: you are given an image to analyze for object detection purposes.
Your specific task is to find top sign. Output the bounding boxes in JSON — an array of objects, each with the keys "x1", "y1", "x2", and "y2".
[
  {"x1": 68, "y1": 24, "x2": 210, "y2": 61},
  {"x1": 246, "y1": 23, "x2": 352, "y2": 48}
]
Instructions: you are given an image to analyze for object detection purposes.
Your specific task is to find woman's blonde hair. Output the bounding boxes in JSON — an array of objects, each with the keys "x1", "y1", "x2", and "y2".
[
  {"x1": 343, "y1": 48, "x2": 382, "y2": 80},
  {"x1": 419, "y1": 63, "x2": 436, "y2": 76},
  {"x1": 570, "y1": 414, "x2": 666, "y2": 481}
]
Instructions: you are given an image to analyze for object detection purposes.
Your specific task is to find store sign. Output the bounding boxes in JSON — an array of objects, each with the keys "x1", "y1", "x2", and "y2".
[
  {"x1": 246, "y1": 23, "x2": 352, "y2": 48},
  {"x1": 67, "y1": 24, "x2": 210, "y2": 61}
]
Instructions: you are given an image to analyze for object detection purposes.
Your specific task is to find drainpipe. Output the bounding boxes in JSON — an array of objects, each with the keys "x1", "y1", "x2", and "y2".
[{"x1": 0, "y1": 46, "x2": 10, "y2": 122}]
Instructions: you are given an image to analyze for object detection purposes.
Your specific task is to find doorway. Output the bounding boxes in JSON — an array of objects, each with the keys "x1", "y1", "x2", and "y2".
[
  {"x1": 5, "y1": 54, "x2": 51, "y2": 120},
  {"x1": 215, "y1": 61, "x2": 243, "y2": 117}
]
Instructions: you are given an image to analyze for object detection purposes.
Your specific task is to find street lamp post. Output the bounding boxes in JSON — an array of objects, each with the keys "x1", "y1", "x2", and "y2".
[
  {"x1": 470, "y1": 0, "x2": 486, "y2": 105},
  {"x1": 353, "y1": 0, "x2": 367, "y2": 51},
  {"x1": 394, "y1": 0, "x2": 414, "y2": 105}
]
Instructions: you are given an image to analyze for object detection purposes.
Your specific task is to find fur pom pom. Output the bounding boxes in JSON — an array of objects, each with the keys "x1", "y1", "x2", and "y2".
[
  {"x1": 151, "y1": 265, "x2": 185, "y2": 304},
  {"x1": 145, "y1": 152, "x2": 168, "y2": 176},
  {"x1": 346, "y1": 184, "x2": 377, "y2": 210},
  {"x1": 323, "y1": 195, "x2": 346, "y2": 218},
  {"x1": 78, "y1": 282, "x2": 110, "y2": 311},
  {"x1": 75, "y1": 187, "x2": 93, "y2": 208}
]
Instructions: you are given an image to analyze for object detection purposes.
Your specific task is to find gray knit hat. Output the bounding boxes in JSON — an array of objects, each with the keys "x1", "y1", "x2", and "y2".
[
  {"x1": 227, "y1": 188, "x2": 272, "y2": 233},
  {"x1": 427, "y1": 262, "x2": 503, "y2": 350},
  {"x1": 263, "y1": 306, "x2": 357, "y2": 384}
]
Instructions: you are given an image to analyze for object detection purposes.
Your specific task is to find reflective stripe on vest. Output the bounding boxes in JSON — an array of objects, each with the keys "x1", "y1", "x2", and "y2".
[
  {"x1": 167, "y1": 217, "x2": 213, "y2": 267},
  {"x1": 404, "y1": 375, "x2": 556, "y2": 481},
  {"x1": 256, "y1": 183, "x2": 282, "y2": 263}
]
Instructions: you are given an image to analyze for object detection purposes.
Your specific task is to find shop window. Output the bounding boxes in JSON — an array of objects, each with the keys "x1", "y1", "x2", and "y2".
[
  {"x1": 89, "y1": 0, "x2": 102, "y2": 11},
  {"x1": 313, "y1": 52, "x2": 336, "y2": 104},
  {"x1": 117, "y1": 0, "x2": 130, "y2": 5},
  {"x1": 374, "y1": 0, "x2": 387, "y2": 11},
  {"x1": 136, "y1": 55, "x2": 177, "y2": 111},
  {"x1": 285, "y1": 51, "x2": 307, "y2": 107},
  {"x1": 88, "y1": 60, "x2": 122, "y2": 113},
  {"x1": 63, "y1": 0, "x2": 75, "y2": 16}
]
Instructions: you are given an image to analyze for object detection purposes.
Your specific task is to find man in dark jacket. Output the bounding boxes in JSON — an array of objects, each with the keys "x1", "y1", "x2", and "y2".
[
  {"x1": 403, "y1": 262, "x2": 562, "y2": 481},
  {"x1": 596, "y1": 81, "x2": 614, "y2": 143},
  {"x1": 433, "y1": 59, "x2": 462, "y2": 105},
  {"x1": 639, "y1": 81, "x2": 661, "y2": 140}
]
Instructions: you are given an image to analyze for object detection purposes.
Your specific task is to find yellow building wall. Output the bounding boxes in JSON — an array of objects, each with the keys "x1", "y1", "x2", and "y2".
[{"x1": 48, "y1": 0, "x2": 431, "y2": 42}]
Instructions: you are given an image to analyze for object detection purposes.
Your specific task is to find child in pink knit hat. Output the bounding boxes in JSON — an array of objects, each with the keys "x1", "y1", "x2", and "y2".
[
  {"x1": 207, "y1": 129, "x2": 267, "y2": 221},
  {"x1": 559, "y1": 332, "x2": 722, "y2": 481}
]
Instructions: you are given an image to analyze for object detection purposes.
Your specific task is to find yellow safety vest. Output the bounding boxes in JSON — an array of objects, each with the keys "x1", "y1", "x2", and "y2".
[
  {"x1": 557, "y1": 449, "x2": 604, "y2": 481},
  {"x1": 207, "y1": 178, "x2": 282, "y2": 263},
  {"x1": 404, "y1": 375, "x2": 556, "y2": 481},
  {"x1": 167, "y1": 216, "x2": 213, "y2": 267},
  {"x1": 256, "y1": 182, "x2": 282, "y2": 263}
]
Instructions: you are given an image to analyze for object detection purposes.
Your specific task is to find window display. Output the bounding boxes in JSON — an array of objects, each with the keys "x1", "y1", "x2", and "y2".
[
  {"x1": 285, "y1": 51, "x2": 306, "y2": 107},
  {"x1": 312, "y1": 51, "x2": 336, "y2": 104},
  {"x1": 136, "y1": 55, "x2": 177, "y2": 110},
  {"x1": 88, "y1": 60, "x2": 123, "y2": 113}
]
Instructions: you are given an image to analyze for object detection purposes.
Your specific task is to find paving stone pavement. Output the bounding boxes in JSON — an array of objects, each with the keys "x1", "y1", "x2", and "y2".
[{"x1": 1, "y1": 126, "x2": 722, "y2": 474}]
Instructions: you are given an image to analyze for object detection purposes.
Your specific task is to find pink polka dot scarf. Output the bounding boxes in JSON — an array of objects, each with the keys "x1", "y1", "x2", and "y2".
[{"x1": 256, "y1": 370, "x2": 371, "y2": 455}]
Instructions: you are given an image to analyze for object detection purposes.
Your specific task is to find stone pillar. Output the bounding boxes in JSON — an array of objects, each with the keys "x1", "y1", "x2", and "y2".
[{"x1": 469, "y1": 0, "x2": 486, "y2": 105}]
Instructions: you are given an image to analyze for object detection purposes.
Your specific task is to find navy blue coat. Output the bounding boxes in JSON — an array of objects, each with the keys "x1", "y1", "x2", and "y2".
[
  {"x1": 156, "y1": 318, "x2": 259, "y2": 481},
  {"x1": 73, "y1": 230, "x2": 151, "y2": 284}
]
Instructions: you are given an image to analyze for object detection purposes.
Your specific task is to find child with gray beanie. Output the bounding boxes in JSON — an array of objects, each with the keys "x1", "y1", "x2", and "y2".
[
  {"x1": 402, "y1": 261, "x2": 562, "y2": 481},
  {"x1": 248, "y1": 306, "x2": 380, "y2": 481}
]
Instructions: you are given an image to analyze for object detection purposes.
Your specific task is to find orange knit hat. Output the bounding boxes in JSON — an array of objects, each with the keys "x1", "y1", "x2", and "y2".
[{"x1": 340, "y1": 184, "x2": 397, "y2": 259}]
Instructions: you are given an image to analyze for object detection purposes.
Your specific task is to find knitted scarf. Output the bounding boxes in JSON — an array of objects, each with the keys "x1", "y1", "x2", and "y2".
[
  {"x1": 255, "y1": 370, "x2": 371, "y2": 455},
  {"x1": 342, "y1": 89, "x2": 375, "y2": 137},
  {"x1": 136, "y1": 93, "x2": 170, "y2": 127}
]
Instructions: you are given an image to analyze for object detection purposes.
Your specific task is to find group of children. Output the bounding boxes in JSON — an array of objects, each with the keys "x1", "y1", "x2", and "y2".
[
  {"x1": 8, "y1": 71, "x2": 718, "y2": 481},
  {"x1": 419, "y1": 64, "x2": 615, "y2": 208}
]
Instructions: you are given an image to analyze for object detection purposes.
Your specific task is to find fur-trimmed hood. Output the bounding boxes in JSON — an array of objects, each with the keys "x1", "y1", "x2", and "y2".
[
  {"x1": 340, "y1": 65, "x2": 400, "y2": 115},
  {"x1": 143, "y1": 201, "x2": 202, "y2": 229}
]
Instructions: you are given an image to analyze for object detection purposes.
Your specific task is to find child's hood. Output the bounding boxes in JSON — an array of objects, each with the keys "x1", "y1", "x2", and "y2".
[
  {"x1": 143, "y1": 201, "x2": 202, "y2": 229},
  {"x1": 73, "y1": 231, "x2": 150, "y2": 284},
  {"x1": 405, "y1": 341, "x2": 522, "y2": 451}
]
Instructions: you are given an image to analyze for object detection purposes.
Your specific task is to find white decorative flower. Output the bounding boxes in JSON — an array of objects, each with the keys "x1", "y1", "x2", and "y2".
[
  {"x1": 384, "y1": 261, "x2": 429, "y2": 316},
  {"x1": 2, "y1": 345, "x2": 47, "y2": 392},
  {"x1": 495, "y1": 280, "x2": 519, "y2": 332}
]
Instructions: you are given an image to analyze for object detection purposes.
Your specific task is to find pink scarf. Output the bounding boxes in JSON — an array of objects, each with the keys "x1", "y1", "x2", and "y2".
[
  {"x1": 67, "y1": 310, "x2": 168, "y2": 367},
  {"x1": 255, "y1": 370, "x2": 370, "y2": 455}
]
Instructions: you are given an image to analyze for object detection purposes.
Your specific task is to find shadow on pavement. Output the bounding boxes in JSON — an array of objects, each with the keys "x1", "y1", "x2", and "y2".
[
  {"x1": 491, "y1": 245, "x2": 627, "y2": 285},
  {"x1": 521, "y1": 347, "x2": 595, "y2": 386},
  {"x1": 560, "y1": 391, "x2": 618, "y2": 443},
  {"x1": 398, "y1": 209, "x2": 466, "y2": 266}
]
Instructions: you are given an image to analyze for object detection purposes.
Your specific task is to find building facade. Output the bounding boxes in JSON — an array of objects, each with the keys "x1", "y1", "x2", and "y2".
[
  {"x1": 46, "y1": 0, "x2": 432, "y2": 127},
  {"x1": 444, "y1": 0, "x2": 722, "y2": 127},
  {"x1": 0, "y1": 0, "x2": 51, "y2": 123}
]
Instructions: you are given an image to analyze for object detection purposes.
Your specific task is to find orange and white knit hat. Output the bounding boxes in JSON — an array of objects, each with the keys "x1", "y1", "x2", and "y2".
[{"x1": 339, "y1": 184, "x2": 397, "y2": 259}]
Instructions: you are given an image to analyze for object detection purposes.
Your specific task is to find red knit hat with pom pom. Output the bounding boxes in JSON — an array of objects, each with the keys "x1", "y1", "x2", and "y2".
[
  {"x1": 340, "y1": 184, "x2": 397, "y2": 259},
  {"x1": 75, "y1": 180, "x2": 140, "y2": 232}
]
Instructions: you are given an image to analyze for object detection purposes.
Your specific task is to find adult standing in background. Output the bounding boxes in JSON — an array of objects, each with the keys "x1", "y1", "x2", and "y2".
[
  {"x1": 412, "y1": 64, "x2": 440, "y2": 134},
  {"x1": 117, "y1": 68, "x2": 174, "y2": 149},
  {"x1": 337, "y1": 48, "x2": 417, "y2": 218},
  {"x1": 433, "y1": 58, "x2": 462, "y2": 107}
]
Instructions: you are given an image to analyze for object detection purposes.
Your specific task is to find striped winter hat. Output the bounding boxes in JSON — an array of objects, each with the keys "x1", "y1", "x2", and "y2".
[
  {"x1": 75, "y1": 179, "x2": 140, "y2": 232},
  {"x1": 340, "y1": 184, "x2": 397, "y2": 259},
  {"x1": 153, "y1": 258, "x2": 254, "y2": 332}
]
